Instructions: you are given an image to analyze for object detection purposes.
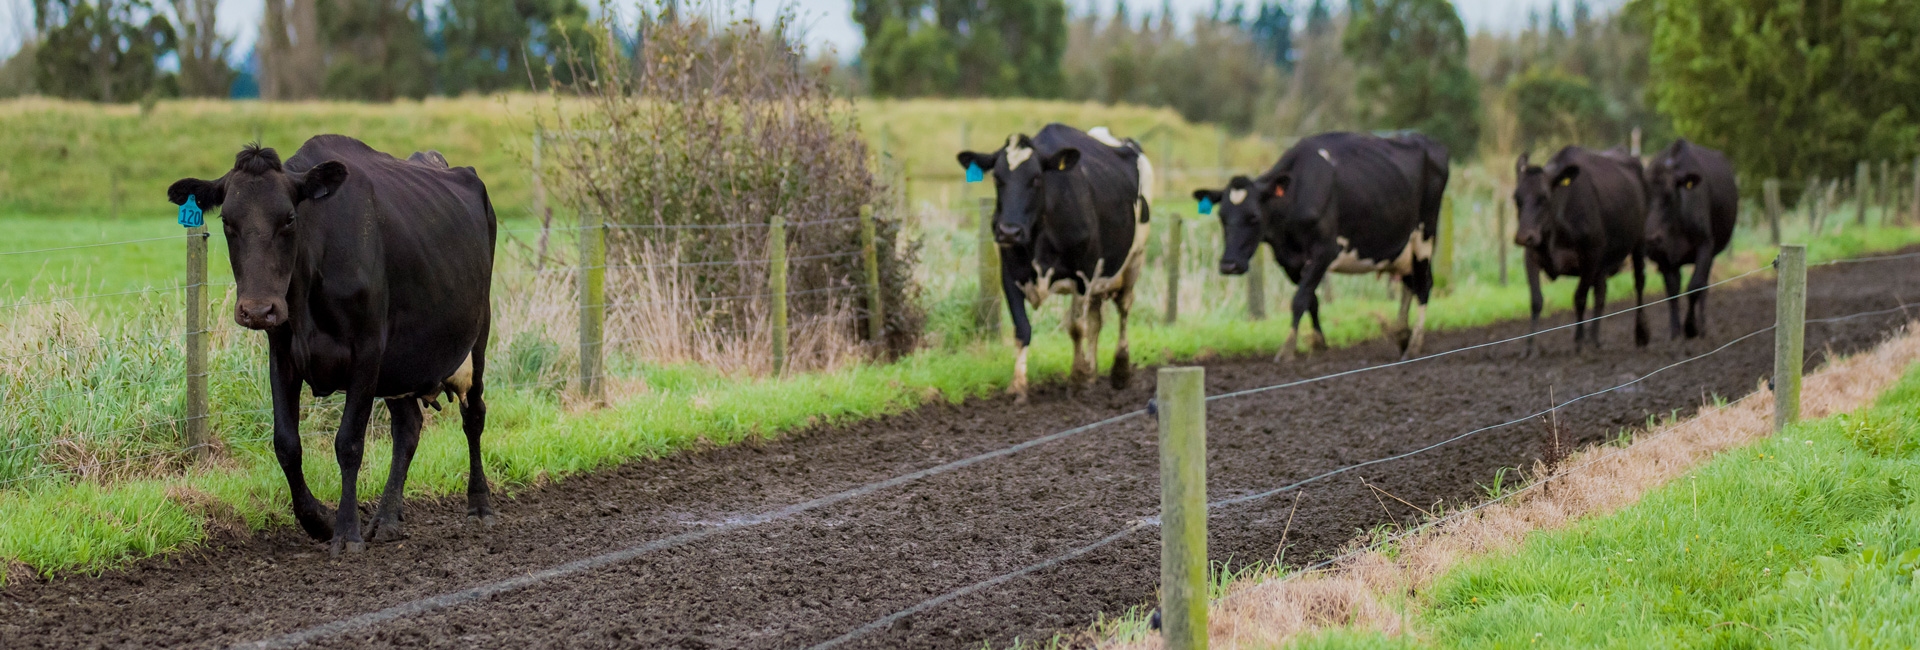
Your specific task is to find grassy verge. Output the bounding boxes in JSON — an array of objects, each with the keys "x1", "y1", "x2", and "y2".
[{"x1": 1282, "y1": 354, "x2": 1920, "y2": 649}]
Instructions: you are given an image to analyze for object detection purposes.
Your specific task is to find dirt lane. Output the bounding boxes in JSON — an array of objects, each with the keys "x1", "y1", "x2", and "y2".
[{"x1": 3, "y1": 252, "x2": 1916, "y2": 649}]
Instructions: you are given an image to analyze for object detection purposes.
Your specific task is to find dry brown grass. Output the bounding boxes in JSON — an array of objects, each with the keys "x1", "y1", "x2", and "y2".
[{"x1": 1106, "y1": 322, "x2": 1920, "y2": 650}]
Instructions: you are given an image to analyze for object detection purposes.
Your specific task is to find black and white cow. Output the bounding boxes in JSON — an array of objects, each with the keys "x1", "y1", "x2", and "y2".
[
  {"x1": 956, "y1": 124, "x2": 1153, "y2": 403},
  {"x1": 1192, "y1": 131, "x2": 1449, "y2": 360},
  {"x1": 1512, "y1": 146, "x2": 1650, "y2": 355},
  {"x1": 1643, "y1": 139, "x2": 1738, "y2": 340}
]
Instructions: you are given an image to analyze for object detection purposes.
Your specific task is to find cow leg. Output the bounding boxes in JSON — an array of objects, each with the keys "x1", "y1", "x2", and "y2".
[
  {"x1": 1084, "y1": 293, "x2": 1105, "y2": 388},
  {"x1": 1660, "y1": 263, "x2": 1685, "y2": 341},
  {"x1": 1590, "y1": 272, "x2": 1610, "y2": 350},
  {"x1": 1067, "y1": 293, "x2": 1093, "y2": 388},
  {"x1": 461, "y1": 348, "x2": 495, "y2": 525},
  {"x1": 1685, "y1": 245, "x2": 1716, "y2": 338},
  {"x1": 1392, "y1": 285, "x2": 1415, "y2": 353},
  {"x1": 1524, "y1": 255, "x2": 1545, "y2": 358},
  {"x1": 1003, "y1": 275, "x2": 1033, "y2": 405},
  {"x1": 368, "y1": 397, "x2": 422, "y2": 542},
  {"x1": 1306, "y1": 289, "x2": 1329, "y2": 352},
  {"x1": 268, "y1": 339, "x2": 330, "y2": 541},
  {"x1": 1404, "y1": 259, "x2": 1434, "y2": 359},
  {"x1": 1279, "y1": 262, "x2": 1329, "y2": 362},
  {"x1": 1110, "y1": 284, "x2": 1135, "y2": 390},
  {"x1": 1571, "y1": 276, "x2": 1592, "y2": 353},
  {"x1": 330, "y1": 387, "x2": 379, "y2": 556},
  {"x1": 1631, "y1": 246, "x2": 1650, "y2": 347}
]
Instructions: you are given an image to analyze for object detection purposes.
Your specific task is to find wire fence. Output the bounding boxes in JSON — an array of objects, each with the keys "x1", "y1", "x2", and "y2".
[{"x1": 0, "y1": 193, "x2": 892, "y2": 491}]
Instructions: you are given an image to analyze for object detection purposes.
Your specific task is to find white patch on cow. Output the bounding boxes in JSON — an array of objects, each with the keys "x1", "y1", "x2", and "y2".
[
  {"x1": 1005, "y1": 136, "x2": 1034, "y2": 169},
  {"x1": 1087, "y1": 126, "x2": 1124, "y2": 147},
  {"x1": 1228, "y1": 188, "x2": 1248, "y2": 205},
  {"x1": 1011, "y1": 344, "x2": 1029, "y2": 397},
  {"x1": 445, "y1": 352, "x2": 475, "y2": 407},
  {"x1": 1318, "y1": 148, "x2": 1335, "y2": 165},
  {"x1": 1135, "y1": 152, "x2": 1155, "y2": 205},
  {"x1": 1328, "y1": 230, "x2": 1431, "y2": 277}
]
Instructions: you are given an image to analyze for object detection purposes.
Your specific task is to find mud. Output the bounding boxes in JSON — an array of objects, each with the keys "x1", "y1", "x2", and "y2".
[{"x1": 3, "y1": 252, "x2": 1917, "y2": 649}]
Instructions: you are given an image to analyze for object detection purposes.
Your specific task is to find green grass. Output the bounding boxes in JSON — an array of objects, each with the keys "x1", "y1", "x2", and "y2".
[{"x1": 1282, "y1": 358, "x2": 1920, "y2": 649}]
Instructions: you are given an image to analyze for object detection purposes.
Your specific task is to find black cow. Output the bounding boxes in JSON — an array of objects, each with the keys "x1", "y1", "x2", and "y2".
[
  {"x1": 1191, "y1": 132, "x2": 1449, "y2": 360},
  {"x1": 956, "y1": 125, "x2": 1152, "y2": 403},
  {"x1": 167, "y1": 135, "x2": 496, "y2": 555},
  {"x1": 1512, "y1": 146, "x2": 1649, "y2": 355},
  {"x1": 1643, "y1": 139, "x2": 1738, "y2": 339}
]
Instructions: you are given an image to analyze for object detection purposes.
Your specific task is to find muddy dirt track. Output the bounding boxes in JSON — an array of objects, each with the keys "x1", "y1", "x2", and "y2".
[{"x1": 5, "y1": 251, "x2": 1919, "y2": 649}]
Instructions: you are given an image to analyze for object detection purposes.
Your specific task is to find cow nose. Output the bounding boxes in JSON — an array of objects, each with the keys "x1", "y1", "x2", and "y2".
[
  {"x1": 994, "y1": 223, "x2": 1023, "y2": 244},
  {"x1": 236, "y1": 300, "x2": 280, "y2": 329},
  {"x1": 1219, "y1": 260, "x2": 1247, "y2": 275},
  {"x1": 1514, "y1": 233, "x2": 1538, "y2": 247}
]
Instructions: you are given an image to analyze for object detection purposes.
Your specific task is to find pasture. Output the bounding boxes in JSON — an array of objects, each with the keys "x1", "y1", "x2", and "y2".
[{"x1": 4, "y1": 96, "x2": 1920, "y2": 648}]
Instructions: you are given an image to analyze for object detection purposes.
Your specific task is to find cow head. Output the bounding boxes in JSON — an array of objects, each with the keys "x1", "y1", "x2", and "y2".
[
  {"x1": 958, "y1": 135, "x2": 1079, "y2": 247},
  {"x1": 167, "y1": 144, "x2": 348, "y2": 330},
  {"x1": 1192, "y1": 175, "x2": 1268, "y2": 275},
  {"x1": 1643, "y1": 156, "x2": 1706, "y2": 254},
  {"x1": 1512, "y1": 152, "x2": 1577, "y2": 248}
]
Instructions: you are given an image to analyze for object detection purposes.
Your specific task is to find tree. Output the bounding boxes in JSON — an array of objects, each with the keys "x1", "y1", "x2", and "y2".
[
  {"x1": 318, "y1": 0, "x2": 432, "y2": 100},
  {"x1": 1343, "y1": 0, "x2": 1480, "y2": 157},
  {"x1": 172, "y1": 0, "x2": 233, "y2": 96},
  {"x1": 433, "y1": 0, "x2": 588, "y2": 94},
  {"x1": 1506, "y1": 65, "x2": 1613, "y2": 150},
  {"x1": 1248, "y1": 1, "x2": 1294, "y2": 71},
  {"x1": 34, "y1": 0, "x2": 176, "y2": 102},
  {"x1": 259, "y1": 0, "x2": 323, "y2": 99},
  {"x1": 854, "y1": 0, "x2": 1065, "y2": 97},
  {"x1": 1637, "y1": 0, "x2": 1920, "y2": 186}
]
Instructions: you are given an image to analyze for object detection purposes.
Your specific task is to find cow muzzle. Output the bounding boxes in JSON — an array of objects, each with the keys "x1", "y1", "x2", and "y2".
[
  {"x1": 994, "y1": 223, "x2": 1027, "y2": 246},
  {"x1": 235, "y1": 298, "x2": 288, "y2": 330},
  {"x1": 1219, "y1": 259, "x2": 1249, "y2": 276}
]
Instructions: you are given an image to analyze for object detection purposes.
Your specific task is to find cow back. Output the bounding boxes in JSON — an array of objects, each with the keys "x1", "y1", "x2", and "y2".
[{"x1": 1031, "y1": 124, "x2": 1145, "y2": 284}]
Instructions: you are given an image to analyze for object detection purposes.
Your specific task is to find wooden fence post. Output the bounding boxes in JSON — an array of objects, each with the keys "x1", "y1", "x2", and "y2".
[
  {"x1": 1246, "y1": 244, "x2": 1267, "y2": 320},
  {"x1": 1496, "y1": 187, "x2": 1508, "y2": 286},
  {"x1": 578, "y1": 208, "x2": 606, "y2": 403},
  {"x1": 860, "y1": 204, "x2": 884, "y2": 345},
  {"x1": 975, "y1": 198, "x2": 1002, "y2": 337},
  {"x1": 769, "y1": 213, "x2": 789, "y2": 376},
  {"x1": 1763, "y1": 178, "x2": 1782, "y2": 246},
  {"x1": 1157, "y1": 366, "x2": 1208, "y2": 650},
  {"x1": 1630, "y1": 126, "x2": 1642, "y2": 157},
  {"x1": 1856, "y1": 161, "x2": 1871, "y2": 226},
  {"x1": 185, "y1": 226, "x2": 209, "y2": 456},
  {"x1": 1880, "y1": 159, "x2": 1893, "y2": 223},
  {"x1": 1164, "y1": 212, "x2": 1183, "y2": 324},
  {"x1": 1435, "y1": 194, "x2": 1456, "y2": 289},
  {"x1": 532, "y1": 132, "x2": 550, "y2": 268},
  {"x1": 1773, "y1": 244, "x2": 1806, "y2": 431},
  {"x1": 1911, "y1": 156, "x2": 1919, "y2": 224}
]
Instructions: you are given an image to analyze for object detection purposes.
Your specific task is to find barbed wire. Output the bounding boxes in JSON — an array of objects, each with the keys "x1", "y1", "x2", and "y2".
[{"x1": 0, "y1": 235, "x2": 196, "y2": 257}]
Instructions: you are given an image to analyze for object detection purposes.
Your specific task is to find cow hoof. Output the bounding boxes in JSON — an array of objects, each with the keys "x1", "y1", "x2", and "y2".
[
  {"x1": 370, "y1": 521, "x2": 407, "y2": 543},
  {"x1": 1012, "y1": 392, "x2": 1029, "y2": 406},
  {"x1": 467, "y1": 514, "x2": 498, "y2": 528},
  {"x1": 329, "y1": 539, "x2": 366, "y2": 557}
]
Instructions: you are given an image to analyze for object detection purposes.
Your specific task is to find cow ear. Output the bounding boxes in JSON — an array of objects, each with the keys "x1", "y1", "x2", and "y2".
[
  {"x1": 1044, "y1": 148, "x2": 1080, "y2": 172},
  {"x1": 1191, "y1": 188, "x2": 1223, "y2": 202},
  {"x1": 296, "y1": 160, "x2": 349, "y2": 202},
  {"x1": 1678, "y1": 172, "x2": 1702, "y2": 189},
  {"x1": 957, "y1": 151, "x2": 993, "y2": 172},
  {"x1": 1553, "y1": 165, "x2": 1581, "y2": 188},
  {"x1": 168, "y1": 177, "x2": 225, "y2": 208},
  {"x1": 1514, "y1": 153, "x2": 1531, "y2": 179}
]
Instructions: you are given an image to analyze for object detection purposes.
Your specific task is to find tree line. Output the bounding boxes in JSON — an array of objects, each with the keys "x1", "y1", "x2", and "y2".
[{"x1": 1, "y1": 0, "x2": 588, "y2": 101}]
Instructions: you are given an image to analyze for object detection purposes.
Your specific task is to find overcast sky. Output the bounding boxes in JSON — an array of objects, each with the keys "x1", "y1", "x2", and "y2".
[{"x1": 0, "y1": 0, "x2": 1623, "y2": 68}]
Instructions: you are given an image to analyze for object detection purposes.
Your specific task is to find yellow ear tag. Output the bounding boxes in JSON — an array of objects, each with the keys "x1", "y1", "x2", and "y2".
[
  {"x1": 1274, "y1": 186, "x2": 1285, "y2": 197},
  {"x1": 1685, "y1": 181, "x2": 1696, "y2": 189},
  {"x1": 1559, "y1": 177, "x2": 1571, "y2": 186},
  {"x1": 1057, "y1": 159, "x2": 1067, "y2": 171}
]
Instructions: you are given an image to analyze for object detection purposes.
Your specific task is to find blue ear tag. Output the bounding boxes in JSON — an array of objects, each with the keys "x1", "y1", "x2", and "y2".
[
  {"x1": 177, "y1": 195, "x2": 205, "y2": 228},
  {"x1": 965, "y1": 162, "x2": 984, "y2": 183},
  {"x1": 1198, "y1": 197, "x2": 1214, "y2": 215}
]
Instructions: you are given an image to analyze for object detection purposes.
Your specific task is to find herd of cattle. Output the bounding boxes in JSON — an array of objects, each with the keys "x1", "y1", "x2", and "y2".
[
  {"x1": 960, "y1": 125, "x2": 1737, "y2": 402},
  {"x1": 158, "y1": 127, "x2": 1734, "y2": 553}
]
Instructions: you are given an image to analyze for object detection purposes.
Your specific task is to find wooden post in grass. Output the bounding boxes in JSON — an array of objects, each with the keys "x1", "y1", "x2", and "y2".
[
  {"x1": 1164, "y1": 212, "x2": 1183, "y2": 324},
  {"x1": 1496, "y1": 187, "x2": 1509, "y2": 286},
  {"x1": 1774, "y1": 244, "x2": 1806, "y2": 432},
  {"x1": 1881, "y1": 159, "x2": 1893, "y2": 223},
  {"x1": 1157, "y1": 366, "x2": 1208, "y2": 650},
  {"x1": 1764, "y1": 178, "x2": 1782, "y2": 246},
  {"x1": 1856, "y1": 161, "x2": 1871, "y2": 226},
  {"x1": 185, "y1": 226, "x2": 209, "y2": 456},
  {"x1": 1911, "y1": 156, "x2": 1920, "y2": 224},
  {"x1": 578, "y1": 208, "x2": 606, "y2": 404},
  {"x1": 532, "y1": 132, "x2": 549, "y2": 268},
  {"x1": 860, "y1": 204, "x2": 884, "y2": 345},
  {"x1": 770, "y1": 213, "x2": 790, "y2": 376},
  {"x1": 976, "y1": 198, "x2": 1001, "y2": 338},
  {"x1": 1246, "y1": 244, "x2": 1267, "y2": 320},
  {"x1": 1435, "y1": 193, "x2": 1456, "y2": 290}
]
